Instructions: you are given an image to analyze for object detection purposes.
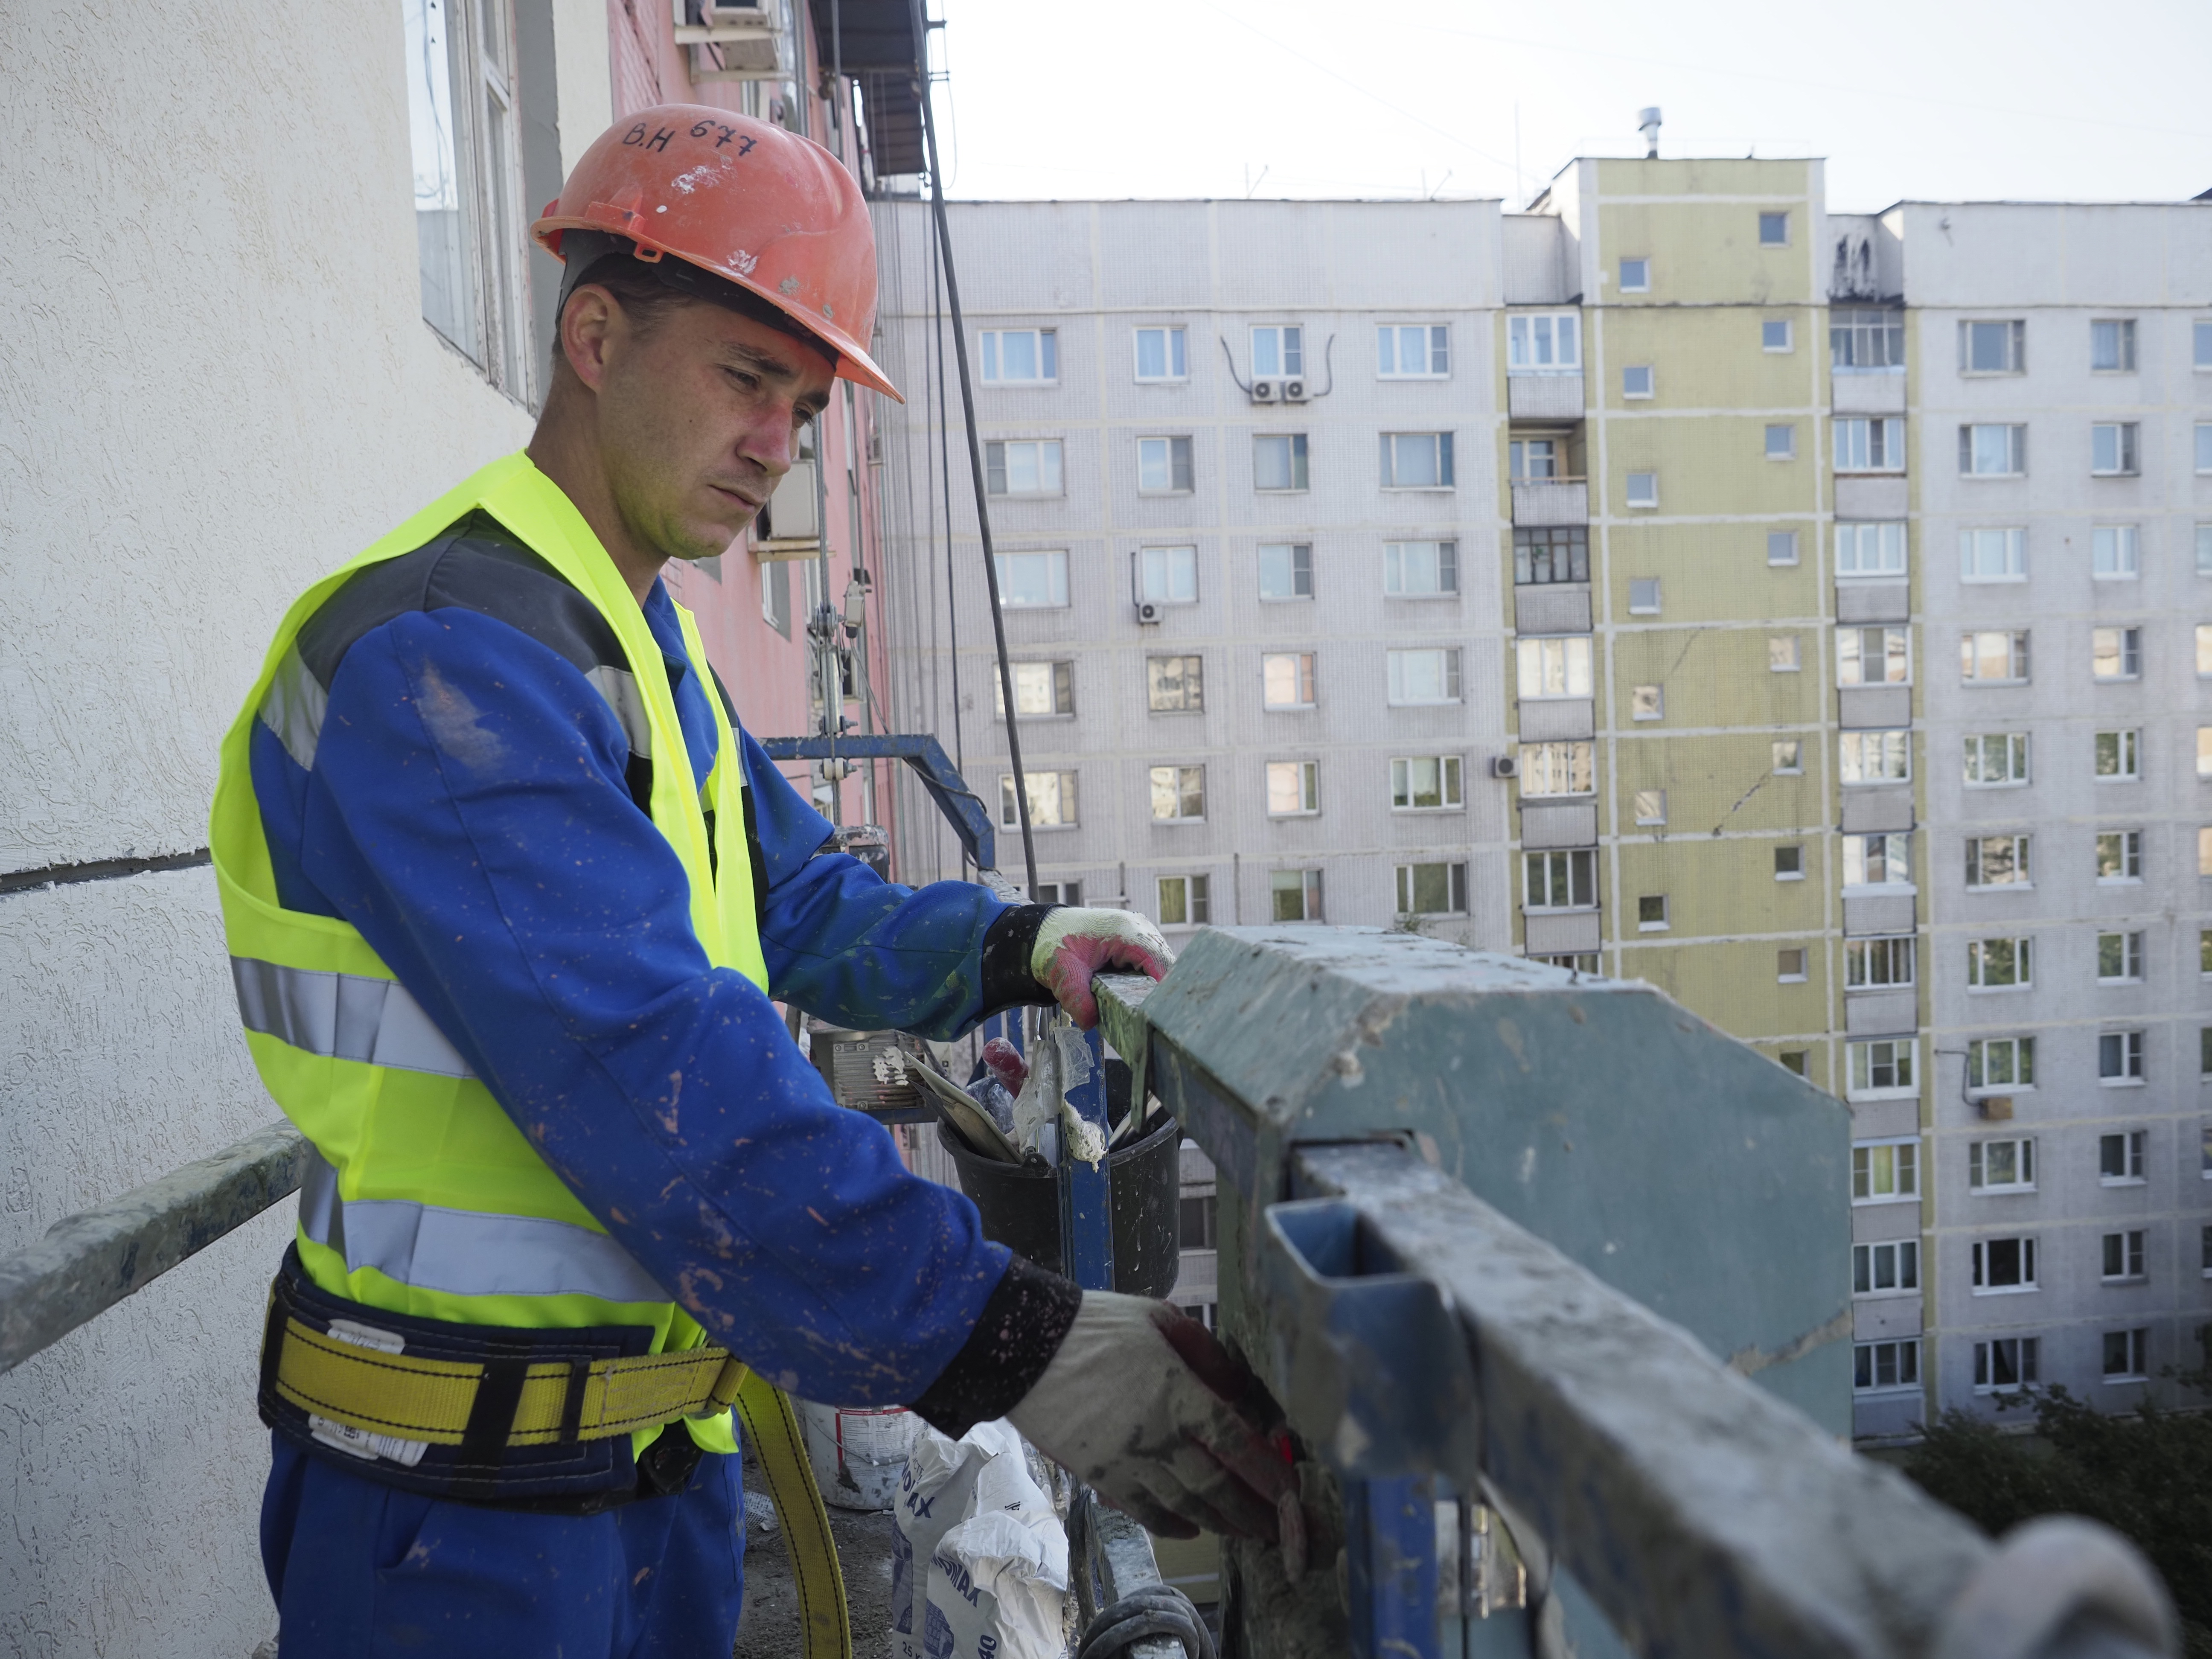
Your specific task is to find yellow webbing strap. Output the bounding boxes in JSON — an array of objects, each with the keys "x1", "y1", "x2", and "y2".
[
  {"x1": 734, "y1": 1371, "x2": 853, "y2": 1659},
  {"x1": 271, "y1": 1318, "x2": 851, "y2": 1658},
  {"x1": 272, "y1": 1316, "x2": 749, "y2": 1445}
]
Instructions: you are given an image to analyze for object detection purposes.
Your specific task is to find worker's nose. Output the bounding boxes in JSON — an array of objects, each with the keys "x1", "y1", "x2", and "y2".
[{"x1": 738, "y1": 408, "x2": 799, "y2": 480}]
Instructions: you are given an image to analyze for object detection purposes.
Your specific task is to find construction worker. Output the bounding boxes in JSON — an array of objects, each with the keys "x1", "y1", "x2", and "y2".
[{"x1": 210, "y1": 107, "x2": 1291, "y2": 1656}]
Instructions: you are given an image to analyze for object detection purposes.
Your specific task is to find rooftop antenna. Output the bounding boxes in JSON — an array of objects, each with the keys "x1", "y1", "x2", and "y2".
[{"x1": 1638, "y1": 106, "x2": 1662, "y2": 159}]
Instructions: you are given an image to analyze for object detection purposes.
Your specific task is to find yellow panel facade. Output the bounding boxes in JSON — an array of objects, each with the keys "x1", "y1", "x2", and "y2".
[
  {"x1": 1608, "y1": 626, "x2": 1823, "y2": 731},
  {"x1": 1601, "y1": 521, "x2": 1821, "y2": 623},
  {"x1": 1618, "y1": 938, "x2": 1829, "y2": 1042},
  {"x1": 1610, "y1": 733, "x2": 1827, "y2": 838},
  {"x1": 1600, "y1": 306, "x2": 1820, "y2": 412},
  {"x1": 1602, "y1": 413, "x2": 1820, "y2": 518}
]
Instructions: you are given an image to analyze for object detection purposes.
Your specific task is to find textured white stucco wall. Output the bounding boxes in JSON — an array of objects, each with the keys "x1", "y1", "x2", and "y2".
[{"x1": 0, "y1": 3, "x2": 603, "y2": 1654}]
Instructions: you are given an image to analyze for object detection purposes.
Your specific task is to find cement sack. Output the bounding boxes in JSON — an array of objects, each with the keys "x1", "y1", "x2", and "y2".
[{"x1": 891, "y1": 1420, "x2": 1068, "y2": 1659}]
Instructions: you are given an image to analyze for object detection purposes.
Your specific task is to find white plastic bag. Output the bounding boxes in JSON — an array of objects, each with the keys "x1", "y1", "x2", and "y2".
[{"x1": 891, "y1": 1420, "x2": 1068, "y2": 1659}]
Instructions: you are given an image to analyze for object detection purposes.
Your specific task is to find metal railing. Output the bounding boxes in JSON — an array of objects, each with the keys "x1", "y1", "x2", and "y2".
[
  {"x1": 0, "y1": 924, "x2": 2184, "y2": 1659},
  {"x1": 1093, "y1": 926, "x2": 2180, "y2": 1659}
]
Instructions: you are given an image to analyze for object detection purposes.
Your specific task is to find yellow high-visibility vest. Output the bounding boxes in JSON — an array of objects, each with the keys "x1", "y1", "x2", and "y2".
[{"x1": 210, "y1": 452, "x2": 768, "y2": 1455}]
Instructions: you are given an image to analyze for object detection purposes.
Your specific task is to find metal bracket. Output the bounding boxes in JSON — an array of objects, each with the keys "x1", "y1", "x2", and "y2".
[{"x1": 759, "y1": 733, "x2": 995, "y2": 870}]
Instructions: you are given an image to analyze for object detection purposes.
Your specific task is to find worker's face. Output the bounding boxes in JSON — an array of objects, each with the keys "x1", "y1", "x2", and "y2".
[{"x1": 567, "y1": 286, "x2": 835, "y2": 563}]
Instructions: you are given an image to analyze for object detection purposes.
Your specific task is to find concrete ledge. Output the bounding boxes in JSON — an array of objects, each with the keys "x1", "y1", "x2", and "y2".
[{"x1": 1518, "y1": 699, "x2": 1594, "y2": 742}]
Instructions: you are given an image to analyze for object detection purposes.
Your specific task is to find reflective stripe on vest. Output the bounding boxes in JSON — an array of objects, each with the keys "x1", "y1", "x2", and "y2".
[
  {"x1": 233, "y1": 956, "x2": 473, "y2": 1079},
  {"x1": 298, "y1": 1150, "x2": 668, "y2": 1305}
]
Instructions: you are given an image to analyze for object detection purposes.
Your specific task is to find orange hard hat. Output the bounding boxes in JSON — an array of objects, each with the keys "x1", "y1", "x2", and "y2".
[{"x1": 533, "y1": 105, "x2": 899, "y2": 402}]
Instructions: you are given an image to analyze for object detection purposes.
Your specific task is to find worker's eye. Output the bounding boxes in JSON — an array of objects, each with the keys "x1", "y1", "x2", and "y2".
[{"x1": 724, "y1": 367, "x2": 762, "y2": 394}]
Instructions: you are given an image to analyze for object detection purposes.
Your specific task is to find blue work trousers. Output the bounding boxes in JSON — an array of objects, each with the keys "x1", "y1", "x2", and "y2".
[{"x1": 260, "y1": 1435, "x2": 745, "y2": 1657}]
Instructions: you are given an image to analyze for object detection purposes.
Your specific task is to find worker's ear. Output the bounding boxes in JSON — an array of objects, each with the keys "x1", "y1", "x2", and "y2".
[{"x1": 557, "y1": 286, "x2": 623, "y2": 394}]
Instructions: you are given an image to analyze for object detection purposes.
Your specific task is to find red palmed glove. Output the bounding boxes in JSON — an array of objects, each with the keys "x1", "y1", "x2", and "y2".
[{"x1": 1030, "y1": 908, "x2": 1176, "y2": 1030}]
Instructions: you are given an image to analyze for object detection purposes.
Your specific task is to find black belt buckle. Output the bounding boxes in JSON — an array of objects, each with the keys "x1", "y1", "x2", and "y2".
[{"x1": 636, "y1": 1421, "x2": 706, "y2": 1499}]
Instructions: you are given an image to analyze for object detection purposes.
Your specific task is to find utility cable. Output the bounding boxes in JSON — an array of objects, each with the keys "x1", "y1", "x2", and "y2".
[
  {"x1": 910, "y1": 0, "x2": 1034, "y2": 894},
  {"x1": 929, "y1": 184, "x2": 966, "y2": 876}
]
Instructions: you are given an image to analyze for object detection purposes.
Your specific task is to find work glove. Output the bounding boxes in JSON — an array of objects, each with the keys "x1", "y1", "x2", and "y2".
[
  {"x1": 1007, "y1": 1291, "x2": 1294, "y2": 1542},
  {"x1": 1030, "y1": 908, "x2": 1175, "y2": 1030}
]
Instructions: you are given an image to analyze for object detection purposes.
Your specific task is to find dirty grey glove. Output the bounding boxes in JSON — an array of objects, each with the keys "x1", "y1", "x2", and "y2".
[{"x1": 1007, "y1": 1290, "x2": 1293, "y2": 1541}]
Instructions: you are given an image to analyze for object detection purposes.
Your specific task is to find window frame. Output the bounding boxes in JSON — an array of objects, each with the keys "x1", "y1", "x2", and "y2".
[
  {"x1": 1506, "y1": 313, "x2": 1581, "y2": 374},
  {"x1": 1132, "y1": 325, "x2": 1188, "y2": 383},
  {"x1": 1962, "y1": 731, "x2": 2029, "y2": 788},
  {"x1": 1523, "y1": 848, "x2": 1598, "y2": 913},
  {"x1": 1764, "y1": 423, "x2": 1797, "y2": 460},
  {"x1": 993, "y1": 548, "x2": 1070, "y2": 609},
  {"x1": 2095, "y1": 728, "x2": 2141, "y2": 782},
  {"x1": 1264, "y1": 758, "x2": 1321, "y2": 817},
  {"x1": 1518, "y1": 740, "x2": 1595, "y2": 799},
  {"x1": 1256, "y1": 542, "x2": 1314, "y2": 602},
  {"x1": 1973, "y1": 1336, "x2": 2040, "y2": 1393},
  {"x1": 2091, "y1": 524, "x2": 2141, "y2": 581},
  {"x1": 1831, "y1": 308, "x2": 1905, "y2": 373},
  {"x1": 1155, "y1": 872, "x2": 1211, "y2": 928},
  {"x1": 1970, "y1": 1235, "x2": 2038, "y2": 1295},
  {"x1": 1958, "y1": 319, "x2": 2026, "y2": 375},
  {"x1": 1968, "y1": 1035, "x2": 2036, "y2": 1093},
  {"x1": 1617, "y1": 257, "x2": 1650, "y2": 293},
  {"x1": 1842, "y1": 831, "x2": 1912, "y2": 890},
  {"x1": 1377, "y1": 323, "x2": 1452, "y2": 379},
  {"x1": 2091, "y1": 626, "x2": 2142, "y2": 681},
  {"x1": 999, "y1": 769, "x2": 1079, "y2": 830},
  {"x1": 1847, "y1": 1038, "x2": 1918, "y2": 1100},
  {"x1": 1624, "y1": 471, "x2": 1659, "y2": 509},
  {"x1": 1761, "y1": 318, "x2": 1793, "y2": 353},
  {"x1": 1839, "y1": 728, "x2": 1912, "y2": 786},
  {"x1": 1145, "y1": 653, "x2": 1205, "y2": 714},
  {"x1": 1383, "y1": 540, "x2": 1460, "y2": 598},
  {"x1": 1133, "y1": 544, "x2": 1199, "y2": 606},
  {"x1": 1959, "y1": 527, "x2": 2027, "y2": 583},
  {"x1": 2095, "y1": 829, "x2": 2144, "y2": 885},
  {"x1": 2098, "y1": 1029, "x2": 2146, "y2": 1086},
  {"x1": 1260, "y1": 652, "x2": 1318, "y2": 712},
  {"x1": 1839, "y1": 625, "x2": 1911, "y2": 687},
  {"x1": 2099, "y1": 1129, "x2": 2148, "y2": 1185},
  {"x1": 1965, "y1": 936, "x2": 2033, "y2": 992},
  {"x1": 984, "y1": 437, "x2": 1066, "y2": 498},
  {"x1": 1379, "y1": 431, "x2": 1457, "y2": 491},
  {"x1": 1968, "y1": 1137, "x2": 2036, "y2": 1196},
  {"x1": 1836, "y1": 521, "x2": 1907, "y2": 578},
  {"x1": 2090, "y1": 422, "x2": 2141, "y2": 478},
  {"x1": 1758, "y1": 211, "x2": 1790, "y2": 247},
  {"x1": 1135, "y1": 434, "x2": 1195, "y2": 495},
  {"x1": 1854, "y1": 1338, "x2": 1922, "y2": 1394},
  {"x1": 1852, "y1": 1240, "x2": 1920, "y2": 1298},
  {"x1": 1249, "y1": 324, "x2": 1304, "y2": 380},
  {"x1": 1386, "y1": 646, "x2": 1463, "y2": 707},
  {"x1": 979, "y1": 327, "x2": 1059, "y2": 386},
  {"x1": 1389, "y1": 755, "x2": 1464, "y2": 812},
  {"x1": 1960, "y1": 423, "x2": 2028, "y2": 477},
  {"x1": 992, "y1": 659, "x2": 1076, "y2": 720},
  {"x1": 1394, "y1": 861, "x2": 1469, "y2": 918},
  {"x1": 1845, "y1": 935, "x2": 1915, "y2": 991},
  {"x1": 1269, "y1": 867, "x2": 1324, "y2": 923},
  {"x1": 1959, "y1": 629, "x2": 2031, "y2": 686},
  {"x1": 1252, "y1": 431, "x2": 1310, "y2": 492},
  {"x1": 1147, "y1": 763, "x2": 1208, "y2": 824},
  {"x1": 1622, "y1": 364, "x2": 1654, "y2": 399},
  {"x1": 1964, "y1": 834, "x2": 2032, "y2": 891},
  {"x1": 2089, "y1": 318, "x2": 2137, "y2": 374},
  {"x1": 1516, "y1": 634, "x2": 1595, "y2": 701}
]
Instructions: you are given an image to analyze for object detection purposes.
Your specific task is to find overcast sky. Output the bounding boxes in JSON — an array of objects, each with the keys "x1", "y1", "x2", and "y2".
[{"x1": 921, "y1": 0, "x2": 2212, "y2": 212}]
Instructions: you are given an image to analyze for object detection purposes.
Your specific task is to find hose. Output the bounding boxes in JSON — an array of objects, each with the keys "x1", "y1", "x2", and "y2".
[{"x1": 1075, "y1": 1584, "x2": 1217, "y2": 1659}]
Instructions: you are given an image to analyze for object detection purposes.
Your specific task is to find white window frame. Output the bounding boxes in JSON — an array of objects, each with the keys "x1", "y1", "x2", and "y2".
[
  {"x1": 1854, "y1": 1338, "x2": 1921, "y2": 1394},
  {"x1": 1516, "y1": 635, "x2": 1594, "y2": 700},
  {"x1": 1618, "y1": 257, "x2": 1650, "y2": 293},
  {"x1": 1136, "y1": 435, "x2": 1194, "y2": 495},
  {"x1": 1382, "y1": 540, "x2": 1459, "y2": 597},
  {"x1": 1834, "y1": 418, "x2": 1904, "y2": 473},
  {"x1": 1965, "y1": 834, "x2": 2032, "y2": 891},
  {"x1": 1000, "y1": 769, "x2": 1079, "y2": 829},
  {"x1": 1769, "y1": 634, "x2": 1801, "y2": 672},
  {"x1": 2090, "y1": 318, "x2": 2137, "y2": 373},
  {"x1": 1378, "y1": 323, "x2": 1452, "y2": 379},
  {"x1": 1960, "y1": 527, "x2": 2027, "y2": 583},
  {"x1": 994, "y1": 549, "x2": 1069, "y2": 609},
  {"x1": 1842, "y1": 832, "x2": 1912, "y2": 890},
  {"x1": 2090, "y1": 422, "x2": 2140, "y2": 478},
  {"x1": 1839, "y1": 729, "x2": 1911, "y2": 786},
  {"x1": 2096, "y1": 930, "x2": 2145, "y2": 985},
  {"x1": 1959, "y1": 319, "x2": 2027, "y2": 375},
  {"x1": 1965, "y1": 937, "x2": 2033, "y2": 992},
  {"x1": 1257, "y1": 542, "x2": 1313, "y2": 602},
  {"x1": 1765, "y1": 423, "x2": 1797, "y2": 461},
  {"x1": 2100, "y1": 1129, "x2": 2148, "y2": 1184},
  {"x1": 2096, "y1": 829, "x2": 2143, "y2": 885},
  {"x1": 1380, "y1": 431, "x2": 1456, "y2": 491},
  {"x1": 1758, "y1": 210, "x2": 1790, "y2": 247},
  {"x1": 1394, "y1": 861, "x2": 1469, "y2": 918},
  {"x1": 1852, "y1": 1240, "x2": 1919, "y2": 1297},
  {"x1": 1145, "y1": 654, "x2": 1205, "y2": 713},
  {"x1": 2099, "y1": 1231, "x2": 2148, "y2": 1284},
  {"x1": 1261, "y1": 652, "x2": 1317, "y2": 711},
  {"x1": 1264, "y1": 758, "x2": 1320, "y2": 817},
  {"x1": 1269, "y1": 867, "x2": 1324, "y2": 923},
  {"x1": 1389, "y1": 755, "x2": 1464, "y2": 812},
  {"x1": 1836, "y1": 522, "x2": 1906, "y2": 578},
  {"x1": 1639, "y1": 789, "x2": 1670, "y2": 828},
  {"x1": 2101, "y1": 1327, "x2": 2151, "y2": 1384},
  {"x1": 1761, "y1": 318, "x2": 1793, "y2": 353},
  {"x1": 2095, "y1": 728, "x2": 2141, "y2": 782},
  {"x1": 1519, "y1": 741, "x2": 1595, "y2": 800},
  {"x1": 1249, "y1": 324, "x2": 1304, "y2": 379},
  {"x1": 405, "y1": 0, "x2": 534, "y2": 400},
  {"x1": 1507, "y1": 313, "x2": 1581, "y2": 374},
  {"x1": 1968, "y1": 1138, "x2": 2036, "y2": 1195},
  {"x1": 1132, "y1": 325, "x2": 1187, "y2": 383},
  {"x1": 1252, "y1": 432, "x2": 1310, "y2": 492},
  {"x1": 1968, "y1": 1036, "x2": 2035, "y2": 1093},
  {"x1": 1155, "y1": 872, "x2": 1211, "y2": 928},
  {"x1": 1960, "y1": 630, "x2": 2031, "y2": 685},
  {"x1": 1852, "y1": 1137, "x2": 1921, "y2": 1203},
  {"x1": 1148, "y1": 764, "x2": 1207, "y2": 824},
  {"x1": 1622, "y1": 364, "x2": 1654, "y2": 399},
  {"x1": 1386, "y1": 647, "x2": 1462, "y2": 707},
  {"x1": 985, "y1": 438, "x2": 1065, "y2": 497},
  {"x1": 993, "y1": 660, "x2": 1075, "y2": 720},
  {"x1": 2092, "y1": 626, "x2": 2142, "y2": 681},
  {"x1": 1845, "y1": 934, "x2": 1915, "y2": 989},
  {"x1": 1961, "y1": 423, "x2": 2028, "y2": 477},
  {"x1": 1625, "y1": 471, "x2": 1659, "y2": 509},
  {"x1": 980, "y1": 328, "x2": 1058, "y2": 386},
  {"x1": 1839, "y1": 626, "x2": 1911, "y2": 687},
  {"x1": 2098, "y1": 1030, "x2": 2146, "y2": 1085},
  {"x1": 1973, "y1": 1336, "x2": 2040, "y2": 1393},
  {"x1": 1962, "y1": 732, "x2": 2029, "y2": 788},
  {"x1": 1970, "y1": 1236, "x2": 2038, "y2": 1295},
  {"x1": 1768, "y1": 529, "x2": 1800, "y2": 566},
  {"x1": 1847, "y1": 1038, "x2": 1918, "y2": 1100},
  {"x1": 1523, "y1": 848, "x2": 1598, "y2": 913},
  {"x1": 1134, "y1": 545, "x2": 1199, "y2": 606}
]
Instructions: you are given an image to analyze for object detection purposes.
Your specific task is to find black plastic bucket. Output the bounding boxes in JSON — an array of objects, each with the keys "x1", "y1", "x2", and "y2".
[{"x1": 937, "y1": 1110, "x2": 1183, "y2": 1299}]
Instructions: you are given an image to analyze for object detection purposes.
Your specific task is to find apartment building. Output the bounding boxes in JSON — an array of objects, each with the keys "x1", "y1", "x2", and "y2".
[
  {"x1": 881, "y1": 175, "x2": 2212, "y2": 1441},
  {"x1": 875, "y1": 198, "x2": 1518, "y2": 948}
]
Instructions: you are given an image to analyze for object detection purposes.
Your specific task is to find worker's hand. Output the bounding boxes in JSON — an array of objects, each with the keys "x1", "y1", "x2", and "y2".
[
  {"x1": 1007, "y1": 1291, "x2": 1293, "y2": 1542},
  {"x1": 1030, "y1": 908, "x2": 1175, "y2": 1030}
]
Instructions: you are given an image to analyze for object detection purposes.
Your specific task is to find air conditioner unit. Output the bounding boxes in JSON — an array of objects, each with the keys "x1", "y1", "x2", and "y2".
[
  {"x1": 1281, "y1": 378, "x2": 1308, "y2": 402},
  {"x1": 1489, "y1": 755, "x2": 1519, "y2": 779},
  {"x1": 1135, "y1": 600, "x2": 1164, "y2": 624},
  {"x1": 1250, "y1": 379, "x2": 1280, "y2": 404}
]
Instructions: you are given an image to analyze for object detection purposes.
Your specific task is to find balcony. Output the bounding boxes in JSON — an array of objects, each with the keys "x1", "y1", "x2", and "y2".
[
  {"x1": 1510, "y1": 478, "x2": 1588, "y2": 526},
  {"x1": 1506, "y1": 372, "x2": 1586, "y2": 420}
]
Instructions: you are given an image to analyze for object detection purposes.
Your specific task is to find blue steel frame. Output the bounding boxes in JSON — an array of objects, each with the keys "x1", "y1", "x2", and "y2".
[{"x1": 758, "y1": 733, "x2": 996, "y2": 871}]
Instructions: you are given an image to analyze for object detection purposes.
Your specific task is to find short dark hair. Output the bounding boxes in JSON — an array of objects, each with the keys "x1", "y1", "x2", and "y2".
[{"x1": 553, "y1": 230, "x2": 838, "y2": 371}]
